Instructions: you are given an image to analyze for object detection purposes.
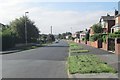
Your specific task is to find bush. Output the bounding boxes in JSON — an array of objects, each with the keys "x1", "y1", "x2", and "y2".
[
  {"x1": 89, "y1": 34, "x2": 99, "y2": 41},
  {"x1": 102, "y1": 35, "x2": 107, "y2": 43},
  {"x1": 89, "y1": 34, "x2": 105, "y2": 42},
  {"x1": 2, "y1": 29, "x2": 16, "y2": 51},
  {"x1": 108, "y1": 30, "x2": 120, "y2": 39},
  {"x1": 82, "y1": 38, "x2": 85, "y2": 41},
  {"x1": 114, "y1": 30, "x2": 120, "y2": 34},
  {"x1": 109, "y1": 33, "x2": 120, "y2": 39}
]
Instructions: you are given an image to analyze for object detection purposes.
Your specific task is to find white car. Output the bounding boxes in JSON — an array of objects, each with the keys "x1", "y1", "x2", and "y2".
[{"x1": 55, "y1": 40, "x2": 59, "y2": 43}]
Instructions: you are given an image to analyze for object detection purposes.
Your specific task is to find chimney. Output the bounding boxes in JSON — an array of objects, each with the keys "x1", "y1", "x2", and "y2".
[
  {"x1": 107, "y1": 13, "x2": 110, "y2": 16},
  {"x1": 115, "y1": 9, "x2": 118, "y2": 16}
]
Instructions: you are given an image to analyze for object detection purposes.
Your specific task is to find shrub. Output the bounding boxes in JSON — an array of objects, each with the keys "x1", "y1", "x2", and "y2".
[
  {"x1": 89, "y1": 34, "x2": 105, "y2": 42},
  {"x1": 102, "y1": 35, "x2": 107, "y2": 43},
  {"x1": 109, "y1": 33, "x2": 120, "y2": 39},
  {"x1": 82, "y1": 38, "x2": 85, "y2": 41},
  {"x1": 114, "y1": 30, "x2": 120, "y2": 34},
  {"x1": 2, "y1": 29, "x2": 16, "y2": 51},
  {"x1": 89, "y1": 34, "x2": 99, "y2": 41}
]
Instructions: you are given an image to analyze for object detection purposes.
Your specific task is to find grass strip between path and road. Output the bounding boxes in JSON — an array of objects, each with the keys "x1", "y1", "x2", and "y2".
[
  {"x1": 70, "y1": 50, "x2": 89, "y2": 53},
  {"x1": 68, "y1": 54, "x2": 117, "y2": 74},
  {"x1": 69, "y1": 41, "x2": 89, "y2": 53}
]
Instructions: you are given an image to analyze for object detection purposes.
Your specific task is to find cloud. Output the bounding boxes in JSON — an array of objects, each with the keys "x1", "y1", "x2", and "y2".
[
  {"x1": 28, "y1": 8, "x2": 112, "y2": 34},
  {"x1": 0, "y1": 0, "x2": 114, "y2": 34}
]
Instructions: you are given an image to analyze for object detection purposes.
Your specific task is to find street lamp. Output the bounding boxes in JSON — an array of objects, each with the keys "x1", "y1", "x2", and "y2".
[{"x1": 25, "y1": 12, "x2": 29, "y2": 45}]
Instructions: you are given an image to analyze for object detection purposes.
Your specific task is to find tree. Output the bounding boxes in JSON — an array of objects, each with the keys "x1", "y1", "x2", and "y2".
[
  {"x1": 10, "y1": 16, "x2": 39, "y2": 43},
  {"x1": 58, "y1": 34, "x2": 62, "y2": 39},
  {"x1": 66, "y1": 32, "x2": 72, "y2": 36},
  {"x1": 85, "y1": 30, "x2": 90, "y2": 41},
  {"x1": 92, "y1": 24, "x2": 103, "y2": 33},
  {"x1": 39, "y1": 34, "x2": 48, "y2": 43},
  {"x1": 61, "y1": 33, "x2": 66, "y2": 39},
  {"x1": 1, "y1": 24, "x2": 16, "y2": 50},
  {"x1": 46, "y1": 34, "x2": 55, "y2": 43}
]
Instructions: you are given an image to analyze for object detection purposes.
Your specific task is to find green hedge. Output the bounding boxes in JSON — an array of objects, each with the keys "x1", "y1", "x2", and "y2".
[
  {"x1": 108, "y1": 33, "x2": 120, "y2": 39},
  {"x1": 2, "y1": 29, "x2": 16, "y2": 51},
  {"x1": 114, "y1": 30, "x2": 120, "y2": 34},
  {"x1": 82, "y1": 38, "x2": 85, "y2": 41},
  {"x1": 102, "y1": 35, "x2": 107, "y2": 43},
  {"x1": 89, "y1": 34, "x2": 108, "y2": 42},
  {"x1": 89, "y1": 34, "x2": 102, "y2": 42}
]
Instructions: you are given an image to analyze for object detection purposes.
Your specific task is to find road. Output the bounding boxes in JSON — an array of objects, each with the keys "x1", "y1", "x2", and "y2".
[{"x1": 2, "y1": 40, "x2": 69, "y2": 78}]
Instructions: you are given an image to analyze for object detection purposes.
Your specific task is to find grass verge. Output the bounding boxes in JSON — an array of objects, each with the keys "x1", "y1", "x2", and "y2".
[
  {"x1": 68, "y1": 54, "x2": 116, "y2": 74},
  {"x1": 70, "y1": 50, "x2": 89, "y2": 53}
]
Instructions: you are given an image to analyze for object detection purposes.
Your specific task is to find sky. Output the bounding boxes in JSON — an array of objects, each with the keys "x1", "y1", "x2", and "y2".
[{"x1": 0, "y1": 0, "x2": 119, "y2": 34}]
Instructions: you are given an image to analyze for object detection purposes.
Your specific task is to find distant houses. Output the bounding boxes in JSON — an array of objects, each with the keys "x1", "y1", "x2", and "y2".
[
  {"x1": 99, "y1": 14, "x2": 115, "y2": 34},
  {"x1": 73, "y1": 9, "x2": 120, "y2": 55},
  {"x1": 111, "y1": 11, "x2": 120, "y2": 33}
]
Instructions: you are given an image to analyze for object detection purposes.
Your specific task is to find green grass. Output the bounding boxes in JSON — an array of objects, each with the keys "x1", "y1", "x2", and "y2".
[
  {"x1": 70, "y1": 46, "x2": 83, "y2": 50},
  {"x1": 70, "y1": 50, "x2": 89, "y2": 53},
  {"x1": 31, "y1": 46, "x2": 37, "y2": 49},
  {"x1": 69, "y1": 43, "x2": 83, "y2": 50},
  {"x1": 68, "y1": 55, "x2": 116, "y2": 74}
]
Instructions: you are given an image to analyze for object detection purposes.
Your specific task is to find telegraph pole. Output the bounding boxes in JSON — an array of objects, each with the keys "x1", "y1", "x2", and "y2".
[
  {"x1": 51, "y1": 26, "x2": 52, "y2": 34},
  {"x1": 25, "y1": 12, "x2": 29, "y2": 45},
  {"x1": 70, "y1": 27, "x2": 72, "y2": 34}
]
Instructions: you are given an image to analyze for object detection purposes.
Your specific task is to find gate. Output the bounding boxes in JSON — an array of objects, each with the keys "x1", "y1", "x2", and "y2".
[{"x1": 108, "y1": 38, "x2": 115, "y2": 51}]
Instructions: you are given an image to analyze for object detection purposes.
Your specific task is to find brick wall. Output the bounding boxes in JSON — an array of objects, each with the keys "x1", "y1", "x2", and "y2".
[
  {"x1": 102, "y1": 42, "x2": 108, "y2": 51},
  {"x1": 115, "y1": 38, "x2": 120, "y2": 55},
  {"x1": 87, "y1": 41, "x2": 91, "y2": 46},
  {"x1": 80, "y1": 40, "x2": 86, "y2": 44},
  {"x1": 87, "y1": 40, "x2": 102, "y2": 48},
  {"x1": 90, "y1": 41, "x2": 98, "y2": 48},
  {"x1": 118, "y1": 16, "x2": 120, "y2": 24}
]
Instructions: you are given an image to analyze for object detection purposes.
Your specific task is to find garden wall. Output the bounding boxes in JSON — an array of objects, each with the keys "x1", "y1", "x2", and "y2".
[
  {"x1": 87, "y1": 40, "x2": 102, "y2": 48},
  {"x1": 90, "y1": 41, "x2": 98, "y2": 48},
  {"x1": 87, "y1": 41, "x2": 91, "y2": 46},
  {"x1": 102, "y1": 42, "x2": 108, "y2": 51},
  {"x1": 115, "y1": 38, "x2": 120, "y2": 55}
]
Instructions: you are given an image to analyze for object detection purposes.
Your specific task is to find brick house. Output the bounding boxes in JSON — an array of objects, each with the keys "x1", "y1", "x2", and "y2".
[
  {"x1": 111, "y1": 10, "x2": 120, "y2": 33},
  {"x1": 99, "y1": 14, "x2": 115, "y2": 34},
  {"x1": 80, "y1": 31, "x2": 86, "y2": 40},
  {"x1": 89, "y1": 27, "x2": 94, "y2": 36}
]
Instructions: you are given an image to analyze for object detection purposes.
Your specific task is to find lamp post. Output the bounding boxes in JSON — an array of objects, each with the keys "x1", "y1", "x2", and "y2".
[
  {"x1": 25, "y1": 12, "x2": 29, "y2": 45},
  {"x1": 51, "y1": 26, "x2": 52, "y2": 34}
]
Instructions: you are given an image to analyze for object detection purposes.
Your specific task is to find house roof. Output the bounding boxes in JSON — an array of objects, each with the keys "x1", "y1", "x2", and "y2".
[
  {"x1": 100, "y1": 16, "x2": 115, "y2": 21},
  {"x1": 115, "y1": 14, "x2": 120, "y2": 18}
]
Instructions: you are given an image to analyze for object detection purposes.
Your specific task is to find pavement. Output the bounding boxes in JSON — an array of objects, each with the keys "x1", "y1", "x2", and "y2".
[
  {"x1": 0, "y1": 50, "x2": 21, "y2": 55},
  {"x1": 2, "y1": 40, "x2": 69, "y2": 78}
]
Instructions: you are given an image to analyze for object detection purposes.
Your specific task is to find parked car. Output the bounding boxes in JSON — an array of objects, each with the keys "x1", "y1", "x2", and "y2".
[{"x1": 55, "y1": 40, "x2": 59, "y2": 43}]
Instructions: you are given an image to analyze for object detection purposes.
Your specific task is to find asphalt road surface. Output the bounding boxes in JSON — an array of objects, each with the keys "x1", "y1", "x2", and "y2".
[{"x1": 2, "y1": 40, "x2": 69, "y2": 78}]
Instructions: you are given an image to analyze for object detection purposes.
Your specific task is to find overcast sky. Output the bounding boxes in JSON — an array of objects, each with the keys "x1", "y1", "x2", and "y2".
[{"x1": 0, "y1": 0, "x2": 119, "y2": 34}]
